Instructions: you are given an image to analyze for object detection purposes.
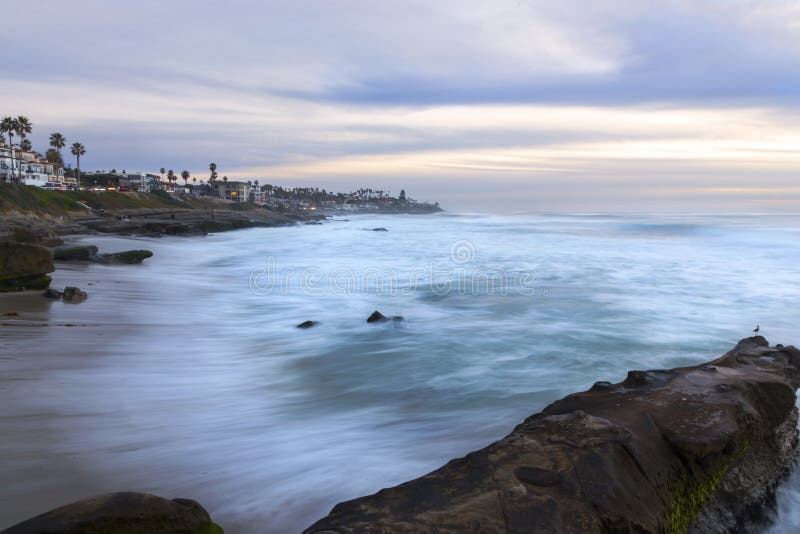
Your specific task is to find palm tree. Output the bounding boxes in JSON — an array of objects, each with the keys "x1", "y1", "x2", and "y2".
[
  {"x1": 15, "y1": 116, "x2": 32, "y2": 179},
  {"x1": 49, "y1": 132, "x2": 66, "y2": 162},
  {"x1": 209, "y1": 162, "x2": 217, "y2": 183},
  {"x1": 1, "y1": 117, "x2": 17, "y2": 183},
  {"x1": 181, "y1": 170, "x2": 190, "y2": 188},
  {"x1": 222, "y1": 175, "x2": 228, "y2": 183},
  {"x1": 20, "y1": 139, "x2": 32, "y2": 151},
  {"x1": 167, "y1": 169, "x2": 175, "y2": 189},
  {"x1": 16, "y1": 116, "x2": 31, "y2": 147},
  {"x1": 70, "y1": 143, "x2": 86, "y2": 189}
]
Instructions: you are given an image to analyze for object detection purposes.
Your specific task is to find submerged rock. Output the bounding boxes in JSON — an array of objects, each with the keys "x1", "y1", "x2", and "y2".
[
  {"x1": 297, "y1": 320, "x2": 318, "y2": 329},
  {"x1": 42, "y1": 288, "x2": 63, "y2": 300},
  {"x1": 366, "y1": 310, "x2": 404, "y2": 323},
  {"x1": 306, "y1": 338, "x2": 800, "y2": 533},
  {"x1": 0, "y1": 241, "x2": 54, "y2": 292},
  {"x1": 62, "y1": 286, "x2": 88, "y2": 303},
  {"x1": 97, "y1": 249, "x2": 154, "y2": 264},
  {"x1": 53, "y1": 245, "x2": 99, "y2": 261},
  {"x1": 3, "y1": 492, "x2": 223, "y2": 534},
  {"x1": 372, "y1": 227, "x2": 389, "y2": 232}
]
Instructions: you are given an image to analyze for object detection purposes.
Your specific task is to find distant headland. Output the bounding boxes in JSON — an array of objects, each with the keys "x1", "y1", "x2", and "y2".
[{"x1": 0, "y1": 114, "x2": 441, "y2": 216}]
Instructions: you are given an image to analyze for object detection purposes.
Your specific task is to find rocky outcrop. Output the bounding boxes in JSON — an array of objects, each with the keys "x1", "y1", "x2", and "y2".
[
  {"x1": 97, "y1": 249, "x2": 153, "y2": 264},
  {"x1": 2, "y1": 492, "x2": 223, "y2": 534},
  {"x1": 73, "y1": 208, "x2": 320, "y2": 237},
  {"x1": 306, "y1": 338, "x2": 800, "y2": 533},
  {"x1": 53, "y1": 245, "x2": 99, "y2": 261},
  {"x1": 297, "y1": 320, "x2": 318, "y2": 329},
  {"x1": 53, "y1": 245, "x2": 153, "y2": 265},
  {"x1": 0, "y1": 241, "x2": 54, "y2": 292}
]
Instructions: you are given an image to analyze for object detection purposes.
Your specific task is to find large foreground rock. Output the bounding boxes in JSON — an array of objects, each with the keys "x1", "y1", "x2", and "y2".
[
  {"x1": 2, "y1": 492, "x2": 223, "y2": 534},
  {"x1": 306, "y1": 337, "x2": 800, "y2": 533},
  {"x1": 0, "y1": 241, "x2": 54, "y2": 292}
]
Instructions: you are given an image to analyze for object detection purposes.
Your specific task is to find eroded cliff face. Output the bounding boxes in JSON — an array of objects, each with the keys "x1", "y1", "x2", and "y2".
[{"x1": 306, "y1": 337, "x2": 800, "y2": 534}]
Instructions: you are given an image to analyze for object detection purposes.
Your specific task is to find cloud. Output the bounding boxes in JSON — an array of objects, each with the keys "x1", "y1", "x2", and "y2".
[{"x1": 2, "y1": 0, "x2": 799, "y2": 211}]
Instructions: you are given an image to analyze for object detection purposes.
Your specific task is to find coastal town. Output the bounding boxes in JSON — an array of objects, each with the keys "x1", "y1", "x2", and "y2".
[{"x1": 0, "y1": 115, "x2": 440, "y2": 214}]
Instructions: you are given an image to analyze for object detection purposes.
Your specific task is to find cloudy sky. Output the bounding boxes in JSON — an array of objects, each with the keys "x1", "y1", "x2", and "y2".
[{"x1": 3, "y1": 0, "x2": 800, "y2": 212}]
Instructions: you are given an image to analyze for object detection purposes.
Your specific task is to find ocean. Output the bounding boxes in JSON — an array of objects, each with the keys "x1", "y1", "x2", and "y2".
[{"x1": 1, "y1": 213, "x2": 800, "y2": 532}]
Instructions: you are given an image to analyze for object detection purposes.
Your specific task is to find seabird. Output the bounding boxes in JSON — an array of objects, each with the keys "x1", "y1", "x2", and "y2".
[{"x1": 753, "y1": 325, "x2": 760, "y2": 334}]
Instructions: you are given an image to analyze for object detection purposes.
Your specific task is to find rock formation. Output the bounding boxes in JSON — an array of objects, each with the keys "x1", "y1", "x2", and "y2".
[
  {"x1": 367, "y1": 311, "x2": 404, "y2": 323},
  {"x1": 96, "y1": 249, "x2": 154, "y2": 264},
  {"x1": 0, "y1": 241, "x2": 54, "y2": 292},
  {"x1": 2, "y1": 492, "x2": 223, "y2": 534},
  {"x1": 305, "y1": 337, "x2": 800, "y2": 533},
  {"x1": 62, "y1": 286, "x2": 88, "y2": 303},
  {"x1": 53, "y1": 245, "x2": 99, "y2": 261},
  {"x1": 53, "y1": 245, "x2": 153, "y2": 265}
]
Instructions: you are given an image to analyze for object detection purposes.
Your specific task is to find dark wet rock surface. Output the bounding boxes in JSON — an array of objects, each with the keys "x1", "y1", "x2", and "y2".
[
  {"x1": 0, "y1": 241, "x2": 54, "y2": 292},
  {"x1": 306, "y1": 337, "x2": 800, "y2": 533},
  {"x1": 96, "y1": 250, "x2": 154, "y2": 264},
  {"x1": 366, "y1": 311, "x2": 404, "y2": 324},
  {"x1": 62, "y1": 286, "x2": 88, "y2": 304},
  {"x1": 297, "y1": 320, "x2": 318, "y2": 329},
  {"x1": 2, "y1": 492, "x2": 223, "y2": 534},
  {"x1": 53, "y1": 245, "x2": 99, "y2": 261}
]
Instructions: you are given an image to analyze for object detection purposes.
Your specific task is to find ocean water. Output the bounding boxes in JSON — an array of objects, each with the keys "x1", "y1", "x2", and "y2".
[{"x1": 1, "y1": 213, "x2": 800, "y2": 532}]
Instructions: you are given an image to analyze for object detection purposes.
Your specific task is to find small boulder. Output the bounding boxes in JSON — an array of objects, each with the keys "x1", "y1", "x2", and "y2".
[
  {"x1": 296, "y1": 320, "x2": 318, "y2": 329},
  {"x1": 53, "y1": 245, "x2": 99, "y2": 261},
  {"x1": 97, "y1": 250, "x2": 154, "y2": 264},
  {"x1": 372, "y1": 227, "x2": 388, "y2": 232},
  {"x1": 2, "y1": 492, "x2": 223, "y2": 534},
  {"x1": 43, "y1": 288, "x2": 63, "y2": 300},
  {"x1": 367, "y1": 311, "x2": 404, "y2": 323},
  {"x1": 62, "y1": 286, "x2": 88, "y2": 303}
]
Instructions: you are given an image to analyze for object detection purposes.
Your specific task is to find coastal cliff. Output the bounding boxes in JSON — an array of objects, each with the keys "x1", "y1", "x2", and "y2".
[{"x1": 306, "y1": 337, "x2": 800, "y2": 533}]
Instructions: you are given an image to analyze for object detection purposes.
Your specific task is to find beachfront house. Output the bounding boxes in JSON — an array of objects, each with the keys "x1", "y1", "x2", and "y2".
[
  {"x1": 214, "y1": 180, "x2": 251, "y2": 203},
  {"x1": 1, "y1": 147, "x2": 67, "y2": 188},
  {"x1": 121, "y1": 172, "x2": 160, "y2": 192}
]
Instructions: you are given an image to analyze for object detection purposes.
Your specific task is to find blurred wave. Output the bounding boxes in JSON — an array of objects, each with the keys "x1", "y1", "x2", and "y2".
[{"x1": 1, "y1": 213, "x2": 800, "y2": 532}]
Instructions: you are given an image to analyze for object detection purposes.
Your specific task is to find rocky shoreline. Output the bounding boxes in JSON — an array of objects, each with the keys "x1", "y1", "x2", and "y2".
[{"x1": 306, "y1": 337, "x2": 800, "y2": 533}]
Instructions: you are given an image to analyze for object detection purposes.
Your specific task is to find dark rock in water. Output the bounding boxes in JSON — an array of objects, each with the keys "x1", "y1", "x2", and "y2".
[
  {"x1": 97, "y1": 249, "x2": 154, "y2": 264},
  {"x1": 305, "y1": 338, "x2": 800, "y2": 534},
  {"x1": 2, "y1": 311, "x2": 18, "y2": 316},
  {"x1": 62, "y1": 286, "x2": 88, "y2": 303},
  {"x1": 305, "y1": 221, "x2": 324, "y2": 225},
  {"x1": 0, "y1": 241, "x2": 54, "y2": 292},
  {"x1": 366, "y1": 311, "x2": 404, "y2": 323},
  {"x1": 53, "y1": 245, "x2": 99, "y2": 261},
  {"x1": 42, "y1": 288, "x2": 63, "y2": 300},
  {"x1": 0, "y1": 274, "x2": 52, "y2": 292},
  {"x1": 297, "y1": 320, "x2": 318, "y2": 329},
  {"x1": 3, "y1": 492, "x2": 223, "y2": 534},
  {"x1": 367, "y1": 310, "x2": 388, "y2": 323},
  {"x1": 372, "y1": 227, "x2": 388, "y2": 232}
]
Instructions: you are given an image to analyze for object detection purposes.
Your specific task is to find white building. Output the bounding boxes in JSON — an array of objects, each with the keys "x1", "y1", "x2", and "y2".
[{"x1": 1, "y1": 147, "x2": 68, "y2": 188}]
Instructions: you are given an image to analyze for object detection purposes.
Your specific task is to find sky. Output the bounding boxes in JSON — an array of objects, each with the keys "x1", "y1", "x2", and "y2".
[{"x1": 2, "y1": 0, "x2": 800, "y2": 212}]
